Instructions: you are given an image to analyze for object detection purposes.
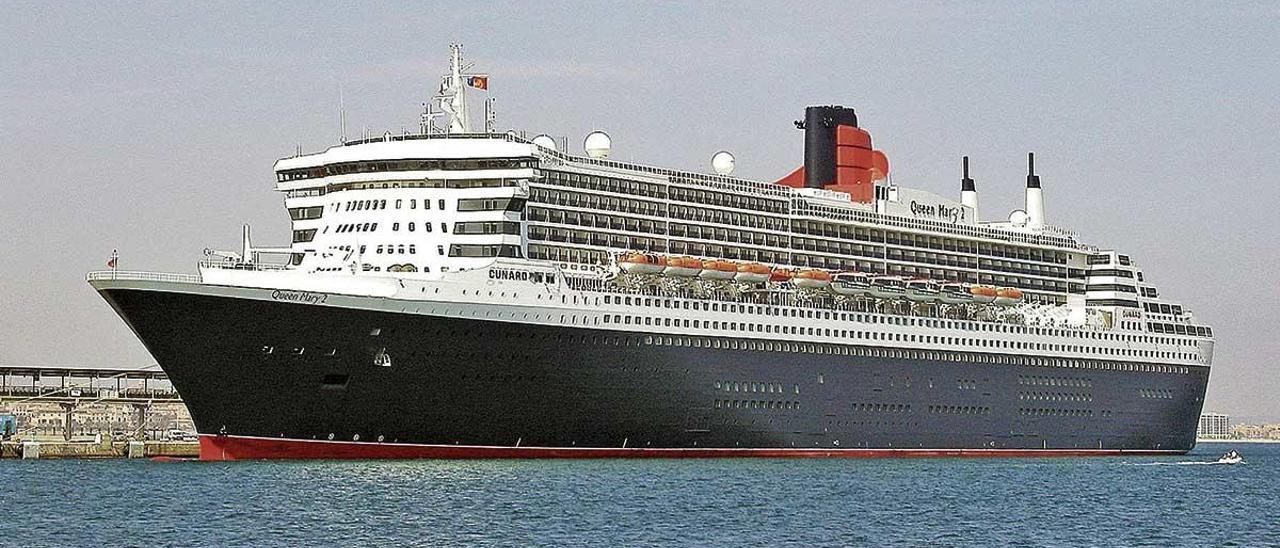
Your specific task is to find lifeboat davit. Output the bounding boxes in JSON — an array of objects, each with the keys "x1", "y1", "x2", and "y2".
[
  {"x1": 868, "y1": 276, "x2": 907, "y2": 299},
  {"x1": 699, "y1": 259, "x2": 738, "y2": 280},
  {"x1": 663, "y1": 256, "x2": 702, "y2": 277},
  {"x1": 993, "y1": 287, "x2": 1024, "y2": 306},
  {"x1": 619, "y1": 252, "x2": 665, "y2": 274},
  {"x1": 831, "y1": 272, "x2": 871, "y2": 296},
  {"x1": 770, "y1": 269, "x2": 794, "y2": 283},
  {"x1": 969, "y1": 285, "x2": 998, "y2": 304},
  {"x1": 904, "y1": 279, "x2": 941, "y2": 302},
  {"x1": 794, "y1": 269, "x2": 832, "y2": 289},
  {"x1": 939, "y1": 283, "x2": 975, "y2": 305},
  {"x1": 735, "y1": 262, "x2": 772, "y2": 284}
]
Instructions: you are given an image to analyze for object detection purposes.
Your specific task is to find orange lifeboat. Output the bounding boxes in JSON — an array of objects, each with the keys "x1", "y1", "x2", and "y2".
[
  {"x1": 994, "y1": 287, "x2": 1024, "y2": 306},
  {"x1": 699, "y1": 259, "x2": 738, "y2": 280},
  {"x1": 619, "y1": 252, "x2": 666, "y2": 274},
  {"x1": 770, "y1": 268, "x2": 794, "y2": 283},
  {"x1": 734, "y1": 262, "x2": 772, "y2": 284},
  {"x1": 793, "y1": 269, "x2": 832, "y2": 289},
  {"x1": 663, "y1": 256, "x2": 703, "y2": 277},
  {"x1": 969, "y1": 285, "x2": 998, "y2": 304}
]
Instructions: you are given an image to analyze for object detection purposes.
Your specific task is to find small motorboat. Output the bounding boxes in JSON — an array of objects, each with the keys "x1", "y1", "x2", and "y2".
[
  {"x1": 1216, "y1": 450, "x2": 1244, "y2": 464},
  {"x1": 734, "y1": 262, "x2": 772, "y2": 284},
  {"x1": 699, "y1": 259, "x2": 738, "y2": 280},
  {"x1": 939, "y1": 282, "x2": 974, "y2": 305},
  {"x1": 793, "y1": 269, "x2": 832, "y2": 289},
  {"x1": 831, "y1": 272, "x2": 871, "y2": 296},
  {"x1": 619, "y1": 252, "x2": 666, "y2": 274},
  {"x1": 904, "y1": 279, "x2": 941, "y2": 302},
  {"x1": 868, "y1": 276, "x2": 907, "y2": 300},
  {"x1": 663, "y1": 256, "x2": 702, "y2": 277}
]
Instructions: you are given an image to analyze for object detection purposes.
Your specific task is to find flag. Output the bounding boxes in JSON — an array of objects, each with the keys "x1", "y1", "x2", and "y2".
[
  {"x1": 107, "y1": 250, "x2": 118, "y2": 269},
  {"x1": 467, "y1": 75, "x2": 489, "y2": 90}
]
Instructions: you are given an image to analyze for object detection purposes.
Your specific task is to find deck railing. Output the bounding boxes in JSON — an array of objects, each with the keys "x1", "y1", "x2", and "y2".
[{"x1": 86, "y1": 271, "x2": 202, "y2": 284}]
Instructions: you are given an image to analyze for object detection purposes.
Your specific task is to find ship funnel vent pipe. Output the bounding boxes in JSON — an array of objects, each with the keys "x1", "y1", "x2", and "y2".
[
  {"x1": 1024, "y1": 152, "x2": 1045, "y2": 229},
  {"x1": 960, "y1": 156, "x2": 978, "y2": 219}
]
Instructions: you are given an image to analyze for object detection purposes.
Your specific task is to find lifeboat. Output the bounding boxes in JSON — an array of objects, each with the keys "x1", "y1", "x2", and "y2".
[
  {"x1": 993, "y1": 287, "x2": 1024, "y2": 306},
  {"x1": 904, "y1": 279, "x2": 941, "y2": 302},
  {"x1": 831, "y1": 272, "x2": 871, "y2": 296},
  {"x1": 793, "y1": 269, "x2": 832, "y2": 289},
  {"x1": 619, "y1": 252, "x2": 666, "y2": 274},
  {"x1": 734, "y1": 262, "x2": 772, "y2": 284},
  {"x1": 770, "y1": 268, "x2": 794, "y2": 283},
  {"x1": 699, "y1": 259, "x2": 738, "y2": 280},
  {"x1": 663, "y1": 256, "x2": 702, "y2": 277},
  {"x1": 939, "y1": 283, "x2": 974, "y2": 305},
  {"x1": 969, "y1": 285, "x2": 998, "y2": 304},
  {"x1": 868, "y1": 276, "x2": 907, "y2": 299}
]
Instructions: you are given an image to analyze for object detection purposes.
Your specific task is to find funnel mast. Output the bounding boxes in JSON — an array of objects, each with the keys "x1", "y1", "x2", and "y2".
[
  {"x1": 960, "y1": 156, "x2": 978, "y2": 220},
  {"x1": 1025, "y1": 152, "x2": 1045, "y2": 230}
]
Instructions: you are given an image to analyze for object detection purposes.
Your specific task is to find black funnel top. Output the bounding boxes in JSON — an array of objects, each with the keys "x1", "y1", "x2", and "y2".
[
  {"x1": 801, "y1": 105, "x2": 858, "y2": 189},
  {"x1": 961, "y1": 156, "x2": 975, "y2": 191},
  {"x1": 1026, "y1": 152, "x2": 1041, "y2": 189}
]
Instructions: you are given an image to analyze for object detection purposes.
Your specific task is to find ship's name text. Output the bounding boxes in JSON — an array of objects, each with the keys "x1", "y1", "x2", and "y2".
[
  {"x1": 910, "y1": 201, "x2": 965, "y2": 224},
  {"x1": 490, "y1": 268, "x2": 555, "y2": 284},
  {"x1": 271, "y1": 290, "x2": 328, "y2": 305}
]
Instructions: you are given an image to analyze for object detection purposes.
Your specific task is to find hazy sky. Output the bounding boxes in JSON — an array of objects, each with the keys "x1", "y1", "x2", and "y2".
[{"x1": 1, "y1": 2, "x2": 1277, "y2": 420}]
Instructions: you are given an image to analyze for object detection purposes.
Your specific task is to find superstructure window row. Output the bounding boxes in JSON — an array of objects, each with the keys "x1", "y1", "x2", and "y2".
[
  {"x1": 448, "y1": 244, "x2": 522, "y2": 258},
  {"x1": 278, "y1": 157, "x2": 537, "y2": 181},
  {"x1": 454, "y1": 221, "x2": 521, "y2": 235},
  {"x1": 529, "y1": 187, "x2": 665, "y2": 216}
]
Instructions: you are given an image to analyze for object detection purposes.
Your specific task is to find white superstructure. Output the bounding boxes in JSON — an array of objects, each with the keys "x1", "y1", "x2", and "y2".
[{"x1": 193, "y1": 45, "x2": 1212, "y2": 374}]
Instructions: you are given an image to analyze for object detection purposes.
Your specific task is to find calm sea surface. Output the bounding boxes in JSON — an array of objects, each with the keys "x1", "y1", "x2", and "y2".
[{"x1": 1, "y1": 442, "x2": 1276, "y2": 547}]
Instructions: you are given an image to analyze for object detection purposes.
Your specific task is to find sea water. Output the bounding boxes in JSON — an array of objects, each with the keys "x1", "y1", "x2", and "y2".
[{"x1": 0, "y1": 442, "x2": 1276, "y2": 547}]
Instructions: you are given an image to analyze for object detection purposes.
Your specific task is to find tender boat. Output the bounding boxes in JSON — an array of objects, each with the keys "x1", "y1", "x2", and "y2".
[
  {"x1": 734, "y1": 262, "x2": 772, "y2": 284},
  {"x1": 793, "y1": 269, "x2": 832, "y2": 289},
  {"x1": 619, "y1": 252, "x2": 666, "y2": 274},
  {"x1": 993, "y1": 287, "x2": 1024, "y2": 306},
  {"x1": 868, "y1": 276, "x2": 907, "y2": 299},
  {"x1": 663, "y1": 256, "x2": 703, "y2": 277},
  {"x1": 699, "y1": 259, "x2": 738, "y2": 280},
  {"x1": 939, "y1": 283, "x2": 974, "y2": 305},
  {"x1": 831, "y1": 272, "x2": 872, "y2": 296},
  {"x1": 969, "y1": 285, "x2": 998, "y2": 304},
  {"x1": 904, "y1": 279, "x2": 941, "y2": 302}
]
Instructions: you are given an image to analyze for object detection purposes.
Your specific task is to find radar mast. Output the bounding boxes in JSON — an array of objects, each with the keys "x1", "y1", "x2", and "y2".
[{"x1": 429, "y1": 44, "x2": 490, "y2": 134}]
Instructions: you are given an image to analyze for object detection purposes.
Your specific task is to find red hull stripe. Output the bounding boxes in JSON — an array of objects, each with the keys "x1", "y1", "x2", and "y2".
[{"x1": 199, "y1": 435, "x2": 1186, "y2": 461}]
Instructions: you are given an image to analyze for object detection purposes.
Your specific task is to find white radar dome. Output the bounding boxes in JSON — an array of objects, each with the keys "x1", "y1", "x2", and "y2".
[
  {"x1": 711, "y1": 150, "x2": 736, "y2": 175},
  {"x1": 584, "y1": 131, "x2": 612, "y2": 158},
  {"x1": 1008, "y1": 209, "x2": 1029, "y2": 227},
  {"x1": 531, "y1": 134, "x2": 557, "y2": 151}
]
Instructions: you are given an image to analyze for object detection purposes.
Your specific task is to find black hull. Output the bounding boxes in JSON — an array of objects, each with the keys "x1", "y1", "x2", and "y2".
[{"x1": 99, "y1": 287, "x2": 1209, "y2": 458}]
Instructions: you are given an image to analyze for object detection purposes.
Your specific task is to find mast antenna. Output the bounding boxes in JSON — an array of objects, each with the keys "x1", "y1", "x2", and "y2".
[{"x1": 339, "y1": 85, "x2": 347, "y2": 144}]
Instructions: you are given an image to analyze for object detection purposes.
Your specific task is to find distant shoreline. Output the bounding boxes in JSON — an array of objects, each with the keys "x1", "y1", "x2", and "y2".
[{"x1": 1197, "y1": 439, "x2": 1280, "y2": 444}]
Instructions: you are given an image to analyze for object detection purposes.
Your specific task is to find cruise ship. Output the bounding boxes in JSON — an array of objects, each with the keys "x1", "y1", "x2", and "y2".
[{"x1": 89, "y1": 46, "x2": 1214, "y2": 460}]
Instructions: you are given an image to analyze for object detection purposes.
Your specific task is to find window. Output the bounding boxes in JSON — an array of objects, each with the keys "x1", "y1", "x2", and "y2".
[
  {"x1": 449, "y1": 244, "x2": 523, "y2": 258},
  {"x1": 292, "y1": 228, "x2": 317, "y2": 243},
  {"x1": 288, "y1": 206, "x2": 324, "y2": 220}
]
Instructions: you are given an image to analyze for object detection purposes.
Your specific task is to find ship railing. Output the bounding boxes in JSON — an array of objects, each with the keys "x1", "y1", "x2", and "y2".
[
  {"x1": 86, "y1": 270, "x2": 202, "y2": 284},
  {"x1": 198, "y1": 258, "x2": 290, "y2": 271}
]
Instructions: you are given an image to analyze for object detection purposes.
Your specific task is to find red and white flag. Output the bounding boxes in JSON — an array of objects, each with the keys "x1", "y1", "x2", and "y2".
[{"x1": 107, "y1": 250, "x2": 118, "y2": 269}]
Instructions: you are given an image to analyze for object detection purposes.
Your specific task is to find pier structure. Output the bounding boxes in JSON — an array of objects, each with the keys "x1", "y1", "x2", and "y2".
[{"x1": 0, "y1": 365, "x2": 188, "y2": 442}]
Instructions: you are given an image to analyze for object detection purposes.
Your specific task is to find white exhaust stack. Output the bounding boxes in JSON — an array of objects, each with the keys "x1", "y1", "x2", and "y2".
[
  {"x1": 241, "y1": 224, "x2": 255, "y2": 265},
  {"x1": 1025, "y1": 152, "x2": 1044, "y2": 230},
  {"x1": 960, "y1": 156, "x2": 978, "y2": 219}
]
